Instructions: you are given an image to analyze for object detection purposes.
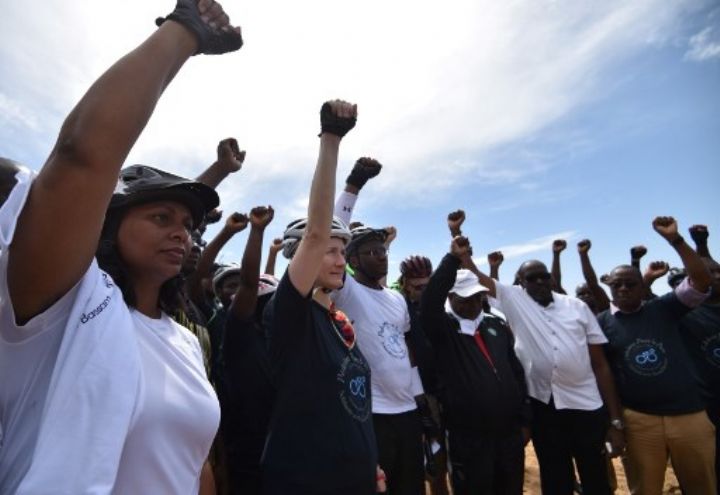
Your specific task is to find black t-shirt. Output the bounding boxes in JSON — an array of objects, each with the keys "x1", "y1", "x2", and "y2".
[
  {"x1": 262, "y1": 271, "x2": 377, "y2": 495},
  {"x1": 598, "y1": 293, "x2": 704, "y2": 415},
  {"x1": 680, "y1": 303, "x2": 720, "y2": 406},
  {"x1": 222, "y1": 311, "x2": 275, "y2": 468}
]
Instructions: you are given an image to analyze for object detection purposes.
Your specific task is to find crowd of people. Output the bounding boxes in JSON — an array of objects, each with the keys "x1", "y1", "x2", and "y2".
[{"x1": 0, "y1": 1, "x2": 717, "y2": 494}]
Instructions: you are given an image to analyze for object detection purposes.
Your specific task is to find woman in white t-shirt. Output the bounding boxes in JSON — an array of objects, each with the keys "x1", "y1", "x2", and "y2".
[{"x1": 0, "y1": 2, "x2": 242, "y2": 493}]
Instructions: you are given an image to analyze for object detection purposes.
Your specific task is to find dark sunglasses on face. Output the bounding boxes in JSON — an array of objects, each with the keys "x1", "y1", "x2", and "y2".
[
  {"x1": 408, "y1": 282, "x2": 428, "y2": 291},
  {"x1": 524, "y1": 272, "x2": 551, "y2": 283},
  {"x1": 359, "y1": 247, "x2": 388, "y2": 257},
  {"x1": 609, "y1": 280, "x2": 640, "y2": 290}
]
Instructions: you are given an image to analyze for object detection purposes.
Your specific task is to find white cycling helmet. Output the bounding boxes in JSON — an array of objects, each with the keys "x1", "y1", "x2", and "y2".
[{"x1": 282, "y1": 216, "x2": 352, "y2": 259}]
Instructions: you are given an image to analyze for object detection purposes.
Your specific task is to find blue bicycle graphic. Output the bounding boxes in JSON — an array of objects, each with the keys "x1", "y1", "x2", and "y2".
[
  {"x1": 350, "y1": 376, "x2": 367, "y2": 399},
  {"x1": 635, "y1": 348, "x2": 658, "y2": 365}
]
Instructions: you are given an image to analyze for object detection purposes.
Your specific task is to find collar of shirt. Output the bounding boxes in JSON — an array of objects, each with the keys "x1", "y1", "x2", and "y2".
[
  {"x1": 610, "y1": 301, "x2": 645, "y2": 315},
  {"x1": 445, "y1": 299, "x2": 485, "y2": 336}
]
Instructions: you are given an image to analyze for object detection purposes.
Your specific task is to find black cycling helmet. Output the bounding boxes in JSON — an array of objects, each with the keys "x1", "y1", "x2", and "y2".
[
  {"x1": 400, "y1": 255, "x2": 433, "y2": 279},
  {"x1": 109, "y1": 165, "x2": 219, "y2": 228},
  {"x1": 346, "y1": 225, "x2": 388, "y2": 256}
]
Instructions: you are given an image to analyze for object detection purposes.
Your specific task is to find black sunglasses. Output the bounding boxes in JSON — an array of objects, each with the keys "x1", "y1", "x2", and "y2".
[
  {"x1": 609, "y1": 280, "x2": 640, "y2": 290},
  {"x1": 524, "y1": 272, "x2": 551, "y2": 283}
]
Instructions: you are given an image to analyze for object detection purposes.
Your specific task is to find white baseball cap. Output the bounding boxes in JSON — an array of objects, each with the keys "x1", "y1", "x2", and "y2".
[{"x1": 449, "y1": 269, "x2": 490, "y2": 298}]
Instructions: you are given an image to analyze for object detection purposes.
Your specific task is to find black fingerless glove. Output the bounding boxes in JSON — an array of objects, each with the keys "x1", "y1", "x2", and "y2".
[
  {"x1": 319, "y1": 102, "x2": 356, "y2": 138},
  {"x1": 346, "y1": 159, "x2": 382, "y2": 189},
  {"x1": 156, "y1": 0, "x2": 243, "y2": 55}
]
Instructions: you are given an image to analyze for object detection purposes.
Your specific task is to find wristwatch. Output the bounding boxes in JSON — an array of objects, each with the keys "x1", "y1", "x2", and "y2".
[{"x1": 610, "y1": 419, "x2": 624, "y2": 431}]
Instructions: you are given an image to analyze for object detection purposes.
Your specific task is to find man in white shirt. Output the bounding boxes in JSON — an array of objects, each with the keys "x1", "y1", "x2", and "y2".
[
  {"x1": 332, "y1": 226, "x2": 425, "y2": 495},
  {"x1": 459, "y1": 243, "x2": 624, "y2": 495}
]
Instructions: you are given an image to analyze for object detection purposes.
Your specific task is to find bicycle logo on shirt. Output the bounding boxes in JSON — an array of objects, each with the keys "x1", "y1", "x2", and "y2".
[
  {"x1": 349, "y1": 376, "x2": 367, "y2": 398},
  {"x1": 337, "y1": 354, "x2": 371, "y2": 422},
  {"x1": 378, "y1": 322, "x2": 407, "y2": 359},
  {"x1": 634, "y1": 348, "x2": 658, "y2": 365},
  {"x1": 625, "y1": 339, "x2": 667, "y2": 377}
]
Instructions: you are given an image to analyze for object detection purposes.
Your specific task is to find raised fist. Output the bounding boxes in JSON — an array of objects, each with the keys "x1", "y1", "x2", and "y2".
[
  {"x1": 216, "y1": 138, "x2": 245, "y2": 173},
  {"x1": 224, "y1": 212, "x2": 249, "y2": 233},
  {"x1": 447, "y1": 209, "x2": 466, "y2": 235},
  {"x1": 630, "y1": 245, "x2": 647, "y2": 260},
  {"x1": 347, "y1": 157, "x2": 382, "y2": 189},
  {"x1": 487, "y1": 251, "x2": 504, "y2": 268},
  {"x1": 577, "y1": 239, "x2": 592, "y2": 254},
  {"x1": 689, "y1": 224, "x2": 709, "y2": 244},
  {"x1": 205, "y1": 208, "x2": 223, "y2": 224},
  {"x1": 653, "y1": 216, "x2": 679, "y2": 240},
  {"x1": 552, "y1": 239, "x2": 567, "y2": 254},
  {"x1": 249, "y1": 205, "x2": 274, "y2": 229},
  {"x1": 645, "y1": 260, "x2": 670, "y2": 279},
  {"x1": 384, "y1": 226, "x2": 398, "y2": 246},
  {"x1": 450, "y1": 235, "x2": 472, "y2": 259},
  {"x1": 157, "y1": 0, "x2": 243, "y2": 55},
  {"x1": 269, "y1": 238, "x2": 283, "y2": 254},
  {"x1": 319, "y1": 100, "x2": 357, "y2": 138}
]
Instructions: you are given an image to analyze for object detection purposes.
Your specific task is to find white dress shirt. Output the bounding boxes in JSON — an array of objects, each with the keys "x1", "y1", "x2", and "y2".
[{"x1": 494, "y1": 282, "x2": 607, "y2": 410}]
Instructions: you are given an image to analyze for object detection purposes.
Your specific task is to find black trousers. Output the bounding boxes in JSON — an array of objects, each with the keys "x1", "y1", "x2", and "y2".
[
  {"x1": 373, "y1": 410, "x2": 425, "y2": 495},
  {"x1": 447, "y1": 428, "x2": 524, "y2": 495},
  {"x1": 531, "y1": 397, "x2": 611, "y2": 495}
]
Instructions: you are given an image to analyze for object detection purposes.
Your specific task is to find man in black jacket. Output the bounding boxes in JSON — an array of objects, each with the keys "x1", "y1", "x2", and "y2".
[{"x1": 421, "y1": 236, "x2": 530, "y2": 495}]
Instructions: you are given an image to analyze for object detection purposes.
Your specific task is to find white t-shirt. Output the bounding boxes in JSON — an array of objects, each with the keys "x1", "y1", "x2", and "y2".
[
  {"x1": 0, "y1": 254, "x2": 78, "y2": 493},
  {"x1": 114, "y1": 311, "x2": 219, "y2": 494},
  {"x1": 333, "y1": 275, "x2": 422, "y2": 414},
  {"x1": 0, "y1": 171, "x2": 219, "y2": 493},
  {"x1": 494, "y1": 282, "x2": 608, "y2": 410}
]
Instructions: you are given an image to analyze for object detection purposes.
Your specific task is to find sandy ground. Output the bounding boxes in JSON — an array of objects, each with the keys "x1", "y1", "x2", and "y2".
[
  {"x1": 427, "y1": 444, "x2": 682, "y2": 494},
  {"x1": 521, "y1": 444, "x2": 681, "y2": 494}
]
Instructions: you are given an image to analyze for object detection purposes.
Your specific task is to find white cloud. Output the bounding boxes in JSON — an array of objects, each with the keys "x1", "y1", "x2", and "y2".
[
  {"x1": 474, "y1": 230, "x2": 577, "y2": 266},
  {"x1": 0, "y1": 0, "x2": 711, "y2": 207},
  {"x1": 685, "y1": 26, "x2": 720, "y2": 61},
  {"x1": 0, "y1": 93, "x2": 39, "y2": 131}
]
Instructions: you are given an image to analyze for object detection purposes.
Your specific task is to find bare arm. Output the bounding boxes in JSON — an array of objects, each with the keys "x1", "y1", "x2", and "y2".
[
  {"x1": 689, "y1": 224, "x2": 713, "y2": 259},
  {"x1": 630, "y1": 245, "x2": 647, "y2": 271},
  {"x1": 187, "y1": 212, "x2": 248, "y2": 306},
  {"x1": 194, "y1": 138, "x2": 245, "y2": 189},
  {"x1": 229, "y1": 206, "x2": 274, "y2": 319},
  {"x1": 577, "y1": 239, "x2": 610, "y2": 312},
  {"x1": 654, "y1": 217, "x2": 712, "y2": 292},
  {"x1": 289, "y1": 101, "x2": 357, "y2": 296},
  {"x1": 9, "y1": 20, "x2": 210, "y2": 323},
  {"x1": 588, "y1": 344, "x2": 625, "y2": 457},
  {"x1": 264, "y1": 238, "x2": 283, "y2": 276},
  {"x1": 487, "y1": 251, "x2": 503, "y2": 282},
  {"x1": 642, "y1": 261, "x2": 669, "y2": 292},
  {"x1": 551, "y1": 239, "x2": 567, "y2": 295}
]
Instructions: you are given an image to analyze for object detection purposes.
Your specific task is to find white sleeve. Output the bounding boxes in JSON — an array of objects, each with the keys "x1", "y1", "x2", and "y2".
[
  {"x1": 581, "y1": 302, "x2": 608, "y2": 344},
  {"x1": 410, "y1": 367, "x2": 424, "y2": 397},
  {"x1": 331, "y1": 271, "x2": 356, "y2": 308},
  {"x1": 0, "y1": 168, "x2": 35, "y2": 249},
  {"x1": 334, "y1": 190, "x2": 358, "y2": 225}
]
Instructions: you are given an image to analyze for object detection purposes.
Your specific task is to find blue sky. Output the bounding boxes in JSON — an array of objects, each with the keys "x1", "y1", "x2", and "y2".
[{"x1": 1, "y1": 0, "x2": 718, "y2": 295}]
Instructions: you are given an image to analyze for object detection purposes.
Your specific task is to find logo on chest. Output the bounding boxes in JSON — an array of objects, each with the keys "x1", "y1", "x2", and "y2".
[
  {"x1": 378, "y1": 322, "x2": 407, "y2": 359},
  {"x1": 337, "y1": 354, "x2": 371, "y2": 422},
  {"x1": 624, "y1": 339, "x2": 668, "y2": 377}
]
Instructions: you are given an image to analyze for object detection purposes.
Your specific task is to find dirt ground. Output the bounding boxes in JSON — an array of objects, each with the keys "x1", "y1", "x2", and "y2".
[
  {"x1": 427, "y1": 444, "x2": 682, "y2": 494},
  {"x1": 521, "y1": 444, "x2": 682, "y2": 494}
]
